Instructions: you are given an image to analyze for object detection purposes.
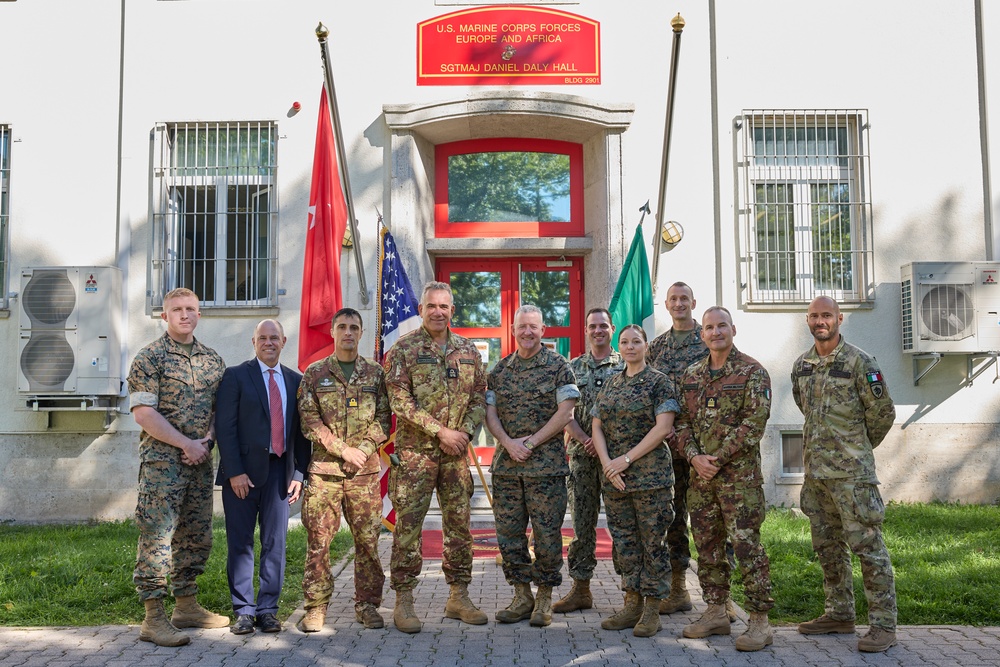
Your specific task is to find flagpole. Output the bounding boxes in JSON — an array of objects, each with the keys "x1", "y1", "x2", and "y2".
[
  {"x1": 650, "y1": 13, "x2": 685, "y2": 296},
  {"x1": 316, "y1": 22, "x2": 370, "y2": 305}
]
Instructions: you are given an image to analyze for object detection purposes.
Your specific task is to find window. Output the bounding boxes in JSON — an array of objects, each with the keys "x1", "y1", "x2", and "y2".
[
  {"x1": 780, "y1": 431, "x2": 805, "y2": 479},
  {"x1": 435, "y1": 138, "x2": 584, "y2": 238},
  {"x1": 737, "y1": 110, "x2": 874, "y2": 305},
  {"x1": 151, "y1": 122, "x2": 277, "y2": 308},
  {"x1": 0, "y1": 125, "x2": 10, "y2": 309}
]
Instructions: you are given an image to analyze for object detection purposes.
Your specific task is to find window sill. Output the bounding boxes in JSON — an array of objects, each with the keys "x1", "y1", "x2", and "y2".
[
  {"x1": 743, "y1": 300, "x2": 874, "y2": 313},
  {"x1": 775, "y1": 475, "x2": 805, "y2": 486},
  {"x1": 151, "y1": 305, "x2": 279, "y2": 318},
  {"x1": 426, "y1": 236, "x2": 593, "y2": 256}
]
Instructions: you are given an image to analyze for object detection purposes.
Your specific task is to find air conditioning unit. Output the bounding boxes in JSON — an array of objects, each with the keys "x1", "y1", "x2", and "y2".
[
  {"x1": 901, "y1": 261, "x2": 1000, "y2": 353},
  {"x1": 17, "y1": 267, "x2": 123, "y2": 406}
]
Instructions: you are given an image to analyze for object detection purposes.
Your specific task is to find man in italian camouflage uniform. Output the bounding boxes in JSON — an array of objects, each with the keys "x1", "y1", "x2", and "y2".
[
  {"x1": 553, "y1": 307, "x2": 623, "y2": 614},
  {"x1": 486, "y1": 304, "x2": 579, "y2": 627},
  {"x1": 792, "y1": 296, "x2": 898, "y2": 653},
  {"x1": 297, "y1": 308, "x2": 391, "y2": 633},
  {"x1": 674, "y1": 306, "x2": 775, "y2": 652},
  {"x1": 646, "y1": 281, "x2": 706, "y2": 616},
  {"x1": 384, "y1": 281, "x2": 488, "y2": 633},
  {"x1": 128, "y1": 287, "x2": 230, "y2": 646}
]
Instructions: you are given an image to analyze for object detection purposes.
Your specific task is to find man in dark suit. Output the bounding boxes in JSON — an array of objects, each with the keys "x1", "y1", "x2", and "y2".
[{"x1": 215, "y1": 319, "x2": 311, "y2": 634}]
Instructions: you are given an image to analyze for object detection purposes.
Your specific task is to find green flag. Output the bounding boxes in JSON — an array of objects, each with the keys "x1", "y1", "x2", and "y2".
[{"x1": 608, "y1": 224, "x2": 654, "y2": 351}]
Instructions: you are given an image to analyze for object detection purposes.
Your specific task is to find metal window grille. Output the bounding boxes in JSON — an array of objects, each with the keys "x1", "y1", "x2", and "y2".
[
  {"x1": 0, "y1": 125, "x2": 10, "y2": 309},
  {"x1": 150, "y1": 121, "x2": 277, "y2": 308},
  {"x1": 737, "y1": 110, "x2": 874, "y2": 305},
  {"x1": 780, "y1": 432, "x2": 804, "y2": 476}
]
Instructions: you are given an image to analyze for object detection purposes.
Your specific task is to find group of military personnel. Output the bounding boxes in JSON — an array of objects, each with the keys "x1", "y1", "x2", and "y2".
[{"x1": 127, "y1": 279, "x2": 899, "y2": 655}]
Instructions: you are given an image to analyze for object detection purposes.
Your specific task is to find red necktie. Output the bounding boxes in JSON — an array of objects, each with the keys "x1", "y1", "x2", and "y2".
[{"x1": 268, "y1": 369, "x2": 285, "y2": 457}]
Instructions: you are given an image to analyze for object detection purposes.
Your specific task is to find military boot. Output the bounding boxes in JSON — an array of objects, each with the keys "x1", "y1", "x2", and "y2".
[
  {"x1": 682, "y1": 603, "x2": 731, "y2": 638},
  {"x1": 726, "y1": 597, "x2": 739, "y2": 623},
  {"x1": 297, "y1": 604, "x2": 327, "y2": 633},
  {"x1": 858, "y1": 626, "x2": 897, "y2": 652},
  {"x1": 601, "y1": 590, "x2": 643, "y2": 631},
  {"x1": 393, "y1": 590, "x2": 422, "y2": 634},
  {"x1": 139, "y1": 599, "x2": 190, "y2": 647},
  {"x1": 529, "y1": 585, "x2": 553, "y2": 627},
  {"x1": 735, "y1": 611, "x2": 774, "y2": 651},
  {"x1": 633, "y1": 596, "x2": 662, "y2": 637},
  {"x1": 552, "y1": 579, "x2": 592, "y2": 613},
  {"x1": 171, "y1": 595, "x2": 230, "y2": 629},
  {"x1": 659, "y1": 568, "x2": 692, "y2": 614},
  {"x1": 496, "y1": 583, "x2": 534, "y2": 623},
  {"x1": 797, "y1": 613, "x2": 856, "y2": 635},
  {"x1": 355, "y1": 602, "x2": 384, "y2": 629},
  {"x1": 444, "y1": 583, "x2": 487, "y2": 625}
]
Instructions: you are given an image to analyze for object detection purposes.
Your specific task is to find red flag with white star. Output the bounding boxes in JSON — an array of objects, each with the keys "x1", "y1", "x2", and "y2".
[{"x1": 298, "y1": 86, "x2": 348, "y2": 371}]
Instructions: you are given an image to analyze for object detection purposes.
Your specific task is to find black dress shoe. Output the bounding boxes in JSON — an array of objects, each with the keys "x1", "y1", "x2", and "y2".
[
  {"x1": 231, "y1": 614, "x2": 255, "y2": 635},
  {"x1": 256, "y1": 612, "x2": 282, "y2": 633}
]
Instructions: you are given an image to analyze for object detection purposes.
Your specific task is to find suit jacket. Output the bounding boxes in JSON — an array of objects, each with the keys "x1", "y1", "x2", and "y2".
[{"x1": 215, "y1": 359, "x2": 311, "y2": 489}]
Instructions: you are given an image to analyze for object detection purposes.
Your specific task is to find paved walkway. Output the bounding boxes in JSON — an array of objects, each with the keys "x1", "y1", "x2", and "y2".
[{"x1": 1, "y1": 535, "x2": 998, "y2": 667}]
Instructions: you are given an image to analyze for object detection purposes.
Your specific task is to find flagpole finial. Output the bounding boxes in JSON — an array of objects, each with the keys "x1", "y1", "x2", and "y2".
[
  {"x1": 671, "y1": 13, "x2": 685, "y2": 33},
  {"x1": 316, "y1": 22, "x2": 329, "y2": 40}
]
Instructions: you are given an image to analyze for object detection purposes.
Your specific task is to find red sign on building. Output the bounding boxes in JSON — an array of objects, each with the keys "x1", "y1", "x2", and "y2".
[{"x1": 417, "y1": 6, "x2": 600, "y2": 86}]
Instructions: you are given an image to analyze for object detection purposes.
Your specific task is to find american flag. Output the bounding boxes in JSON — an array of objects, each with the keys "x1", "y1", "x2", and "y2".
[{"x1": 375, "y1": 225, "x2": 421, "y2": 530}]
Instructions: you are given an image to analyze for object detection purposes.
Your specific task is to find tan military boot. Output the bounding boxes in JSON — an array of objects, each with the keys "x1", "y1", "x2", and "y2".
[
  {"x1": 601, "y1": 590, "x2": 643, "y2": 631},
  {"x1": 633, "y1": 596, "x2": 662, "y2": 637},
  {"x1": 495, "y1": 583, "x2": 534, "y2": 623},
  {"x1": 552, "y1": 579, "x2": 593, "y2": 613},
  {"x1": 858, "y1": 626, "x2": 897, "y2": 652},
  {"x1": 797, "y1": 613, "x2": 856, "y2": 635},
  {"x1": 139, "y1": 598, "x2": 190, "y2": 646},
  {"x1": 726, "y1": 597, "x2": 739, "y2": 622},
  {"x1": 682, "y1": 603, "x2": 731, "y2": 638},
  {"x1": 393, "y1": 589, "x2": 422, "y2": 634},
  {"x1": 444, "y1": 583, "x2": 487, "y2": 625},
  {"x1": 170, "y1": 595, "x2": 230, "y2": 629},
  {"x1": 735, "y1": 611, "x2": 774, "y2": 651},
  {"x1": 297, "y1": 604, "x2": 327, "y2": 633},
  {"x1": 659, "y1": 568, "x2": 692, "y2": 614},
  {"x1": 529, "y1": 585, "x2": 553, "y2": 627}
]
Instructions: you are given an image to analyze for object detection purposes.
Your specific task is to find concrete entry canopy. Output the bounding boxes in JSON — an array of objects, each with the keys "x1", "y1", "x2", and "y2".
[{"x1": 382, "y1": 92, "x2": 634, "y2": 312}]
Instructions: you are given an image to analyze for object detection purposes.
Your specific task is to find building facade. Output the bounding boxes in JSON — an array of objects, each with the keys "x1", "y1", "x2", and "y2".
[{"x1": 1, "y1": 0, "x2": 999, "y2": 521}]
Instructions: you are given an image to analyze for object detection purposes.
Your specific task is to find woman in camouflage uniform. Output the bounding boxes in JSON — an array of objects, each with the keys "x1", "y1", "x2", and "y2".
[{"x1": 591, "y1": 324, "x2": 679, "y2": 637}]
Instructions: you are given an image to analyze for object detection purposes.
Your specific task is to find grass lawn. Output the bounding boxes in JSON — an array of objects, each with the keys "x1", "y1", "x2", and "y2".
[
  {"x1": 0, "y1": 518, "x2": 353, "y2": 627},
  {"x1": 730, "y1": 502, "x2": 1000, "y2": 626}
]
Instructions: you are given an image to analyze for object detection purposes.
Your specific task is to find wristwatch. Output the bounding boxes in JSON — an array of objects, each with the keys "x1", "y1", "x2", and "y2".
[
  {"x1": 624, "y1": 454, "x2": 632, "y2": 465},
  {"x1": 524, "y1": 439, "x2": 535, "y2": 450}
]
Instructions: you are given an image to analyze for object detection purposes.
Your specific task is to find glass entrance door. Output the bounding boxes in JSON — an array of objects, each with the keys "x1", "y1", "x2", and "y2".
[{"x1": 437, "y1": 257, "x2": 584, "y2": 462}]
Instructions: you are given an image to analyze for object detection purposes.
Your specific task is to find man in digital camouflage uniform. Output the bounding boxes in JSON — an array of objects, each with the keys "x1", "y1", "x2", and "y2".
[
  {"x1": 646, "y1": 281, "x2": 706, "y2": 616},
  {"x1": 384, "y1": 281, "x2": 488, "y2": 634},
  {"x1": 553, "y1": 307, "x2": 623, "y2": 614},
  {"x1": 128, "y1": 287, "x2": 230, "y2": 646},
  {"x1": 297, "y1": 308, "x2": 391, "y2": 633},
  {"x1": 792, "y1": 296, "x2": 898, "y2": 653},
  {"x1": 486, "y1": 304, "x2": 579, "y2": 628},
  {"x1": 674, "y1": 306, "x2": 775, "y2": 652}
]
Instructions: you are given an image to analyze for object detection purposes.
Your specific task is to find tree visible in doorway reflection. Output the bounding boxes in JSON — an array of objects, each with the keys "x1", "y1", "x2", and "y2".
[{"x1": 448, "y1": 152, "x2": 570, "y2": 222}]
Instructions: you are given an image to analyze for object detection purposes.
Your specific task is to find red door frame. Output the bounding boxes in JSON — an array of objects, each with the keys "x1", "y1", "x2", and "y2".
[{"x1": 436, "y1": 256, "x2": 585, "y2": 360}]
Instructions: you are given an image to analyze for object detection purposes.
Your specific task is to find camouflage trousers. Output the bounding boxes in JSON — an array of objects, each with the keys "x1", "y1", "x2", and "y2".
[
  {"x1": 493, "y1": 474, "x2": 568, "y2": 587},
  {"x1": 565, "y1": 452, "x2": 603, "y2": 581},
  {"x1": 604, "y1": 485, "x2": 673, "y2": 598},
  {"x1": 389, "y1": 448, "x2": 474, "y2": 592},
  {"x1": 688, "y1": 476, "x2": 774, "y2": 612},
  {"x1": 664, "y1": 455, "x2": 691, "y2": 571},
  {"x1": 134, "y1": 459, "x2": 214, "y2": 600},
  {"x1": 800, "y1": 477, "x2": 897, "y2": 630},
  {"x1": 301, "y1": 472, "x2": 384, "y2": 608}
]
